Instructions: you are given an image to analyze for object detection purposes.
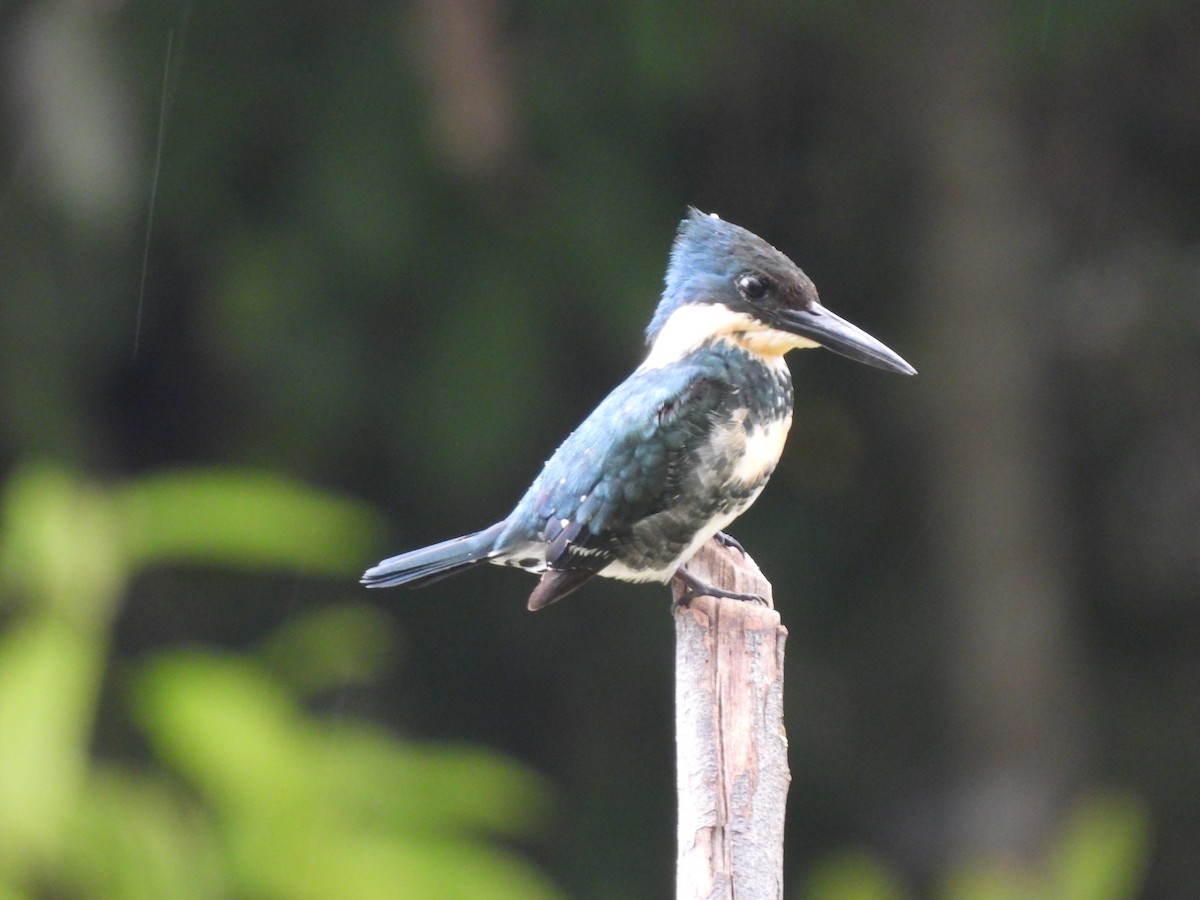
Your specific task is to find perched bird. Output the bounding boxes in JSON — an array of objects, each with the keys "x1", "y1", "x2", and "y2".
[{"x1": 363, "y1": 209, "x2": 915, "y2": 610}]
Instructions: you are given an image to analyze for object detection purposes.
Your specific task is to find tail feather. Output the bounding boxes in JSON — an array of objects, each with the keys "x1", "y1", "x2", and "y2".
[{"x1": 361, "y1": 522, "x2": 506, "y2": 589}]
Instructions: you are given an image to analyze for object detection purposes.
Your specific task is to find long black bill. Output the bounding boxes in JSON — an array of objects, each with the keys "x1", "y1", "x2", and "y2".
[{"x1": 782, "y1": 304, "x2": 916, "y2": 375}]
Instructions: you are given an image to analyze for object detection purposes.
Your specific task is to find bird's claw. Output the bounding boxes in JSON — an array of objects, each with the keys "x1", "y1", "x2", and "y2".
[
  {"x1": 673, "y1": 567, "x2": 767, "y2": 607},
  {"x1": 713, "y1": 531, "x2": 747, "y2": 555}
]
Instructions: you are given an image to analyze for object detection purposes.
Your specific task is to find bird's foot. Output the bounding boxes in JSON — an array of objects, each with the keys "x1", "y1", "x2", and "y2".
[
  {"x1": 673, "y1": 567, "x2": 767, "y2": 607},
  {"x1": 712, "y1": 531, "x2": 747, "y2": 555}
]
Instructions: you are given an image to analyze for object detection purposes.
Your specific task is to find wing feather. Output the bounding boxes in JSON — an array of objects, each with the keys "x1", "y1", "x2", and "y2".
[{"x1": 512, "y1": 364, "x2": 728, "y2": 575}]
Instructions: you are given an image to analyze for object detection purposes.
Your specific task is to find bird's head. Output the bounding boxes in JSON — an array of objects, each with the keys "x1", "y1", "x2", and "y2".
[{"x1": 642, "y1": 208, "x2": 916, "y2": 375}]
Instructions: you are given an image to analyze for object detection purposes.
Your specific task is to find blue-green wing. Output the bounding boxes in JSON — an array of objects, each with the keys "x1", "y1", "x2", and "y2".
[{"x1": 510, "y1": 363, "x2": 728, "y2": 572}]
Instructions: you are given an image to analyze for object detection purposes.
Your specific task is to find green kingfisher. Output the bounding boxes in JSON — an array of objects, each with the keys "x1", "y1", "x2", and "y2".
[{"x1": 363, "y1": 209, "x2": 915, "y2": 610}]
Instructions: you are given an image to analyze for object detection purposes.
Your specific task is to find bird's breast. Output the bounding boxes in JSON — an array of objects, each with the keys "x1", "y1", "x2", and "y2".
[{"x1": 706, "y1": 409, "x2": 793, "y2": 488}]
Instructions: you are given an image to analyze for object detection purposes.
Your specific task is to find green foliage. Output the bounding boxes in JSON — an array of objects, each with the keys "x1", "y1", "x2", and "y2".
[
  {"x1": 1047, "y1": 791, "x2": 1149, "y2": 900},
  {"x1": 0, "y1": 619, "x2": 99, "y2": 872},
  {"x1": 939, "y1": 790, "x2": 1150, "y2": 900},
  {"x1": 64, "y1": 768, "x2": 225, "y2": 900},
  {"x1": 800, "y1": 849, "x2": 908, "y2": 900},
  {"x1": 117, "y1": 468, "x2": 382, "y2": 576},
  {"x1": 132, "y1": 650, "x2": 558, "y2": 900},
  {"x1": 259, "y1": 603, "x2": 401, "y2": 695},
  {"x1": 798, "y1": 790, "x2": 1150, "y2": 900},
  {"x1": 0, "y1": 464, "x2": 561, "y2": 899}
]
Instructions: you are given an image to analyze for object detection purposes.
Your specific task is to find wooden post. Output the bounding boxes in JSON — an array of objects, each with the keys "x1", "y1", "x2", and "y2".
[{"x1": 673, "y1": 538, "x2": 790, "y2": 900}]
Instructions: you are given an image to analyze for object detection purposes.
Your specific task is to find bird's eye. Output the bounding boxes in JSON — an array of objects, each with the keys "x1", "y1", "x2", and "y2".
[{"x1": 737, "y1": 274, "x2": 769, "y2": 300}]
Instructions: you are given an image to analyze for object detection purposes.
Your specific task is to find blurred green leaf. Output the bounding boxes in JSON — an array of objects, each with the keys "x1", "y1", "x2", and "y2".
[
  {"x1": 0, "y1": 463, "x2": 559, "y2": 897},
  {"x1": 321, "y1": 730, "x2": 553, "y2": 841},
  {"x1": 939, "y1": 863, "x2": 1038, "y2": 900},
  {"x1": 259, "y1": 603, "x2": 401, "y2": 696},
  {"x1": 133, "y1": 650, "x2": 561, "y2": 900},
  {"x1": 1048, "y1": 790, "x2": 1149, "y2": 900},
  {"x1": 0, "y1": 464, "x2": 125, "y2": 622},
  {"x1": 0, "y1": 622, "x2": 100, "y2": 873},
  {"x1": 806, "y1": 788, "x2": 1150, "y2": 900},
  {"x1": 63, "y1": 767, "x2": 225, "y2": 900},
  {"x1": 800, "y1": 848, "x2": 909, "y2": 900},
  {"x1": 234, "y1": 831, "x2": 561, "y2": 900},
  {"x1": 939, "y1": 790, "x2": 1149, "y2": 900},
  {"x1": 132, "y1": 652, "x2": 314, "y2": 817},
  {"x1": 117, "y1": 469, "x2": 382, "y2": 576}
]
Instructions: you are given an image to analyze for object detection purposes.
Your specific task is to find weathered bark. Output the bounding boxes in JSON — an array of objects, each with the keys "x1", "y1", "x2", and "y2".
[{"x1": 673, "y1": 539, "x2": 790, "y2": 900}]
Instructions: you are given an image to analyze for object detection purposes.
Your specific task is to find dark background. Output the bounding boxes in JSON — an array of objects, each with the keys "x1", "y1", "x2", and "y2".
[{"x1": 2, "y1": 0, "x2": 1199, "y2": 897}]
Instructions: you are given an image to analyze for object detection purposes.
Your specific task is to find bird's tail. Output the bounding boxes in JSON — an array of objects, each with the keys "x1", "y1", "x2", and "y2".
[{"x1": 361, "y1": 522, "x2": 507, "y2": 589}]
